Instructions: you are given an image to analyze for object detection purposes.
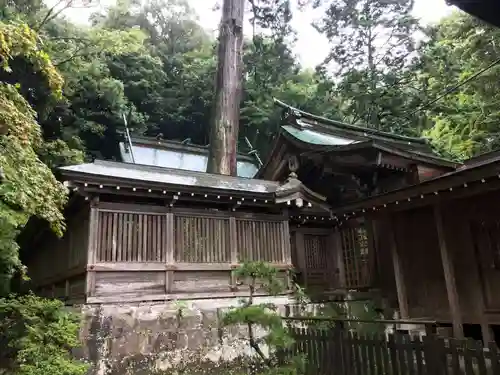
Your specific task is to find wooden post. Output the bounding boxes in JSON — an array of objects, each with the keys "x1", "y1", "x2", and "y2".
[
  {"x1": 165, "y1": 212, "x2": 174, "y2": 293},
  {"x1": 206, "y1": 0, "x2": 245, "y2": 176},
  {"x1": 333, "y1": 229, "x2": 346, "y2": 288},
  {"x1": 294, "y1": 230, "x2": 306, "y2": 287},
  {"x1": 388, "y1": 218, "x2": 409, "y2": 319},
  {"x1": 434, "y1": 204, "x2": 464, "y2": 339},
  {"x1": 282, "y1": 220, "x2": 292, "y2": 290},
  {"x1": 85, "y1": 198, "x2": 99, "y2": 298},
  {"x1": 229, "y1": 216, "x2": 238, "y2": 289},
  {"x1": 465, "y1": 224, "x2": 493, "y2": 344}
]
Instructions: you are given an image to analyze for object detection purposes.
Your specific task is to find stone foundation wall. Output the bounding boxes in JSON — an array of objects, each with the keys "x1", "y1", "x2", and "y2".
[{"x1": 77, "y1": 296, "x2": 293, "y2": 375}]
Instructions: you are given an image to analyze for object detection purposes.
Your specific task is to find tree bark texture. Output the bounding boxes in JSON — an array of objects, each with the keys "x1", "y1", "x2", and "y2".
[{"x1": 207, "y1": 0, "x2": 244, "y2": 176}]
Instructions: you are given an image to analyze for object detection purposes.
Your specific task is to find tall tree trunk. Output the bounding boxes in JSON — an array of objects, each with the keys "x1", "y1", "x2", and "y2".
[{"x1": 207, "y1": 0, "x2": 244, "y2": 176}]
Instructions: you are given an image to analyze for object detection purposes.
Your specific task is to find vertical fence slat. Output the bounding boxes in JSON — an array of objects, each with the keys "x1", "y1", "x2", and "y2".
[
  {"x1": 405, "y1": 335, "x2": 416, "y2": 375},
  {"x1": 472, "y1": 340, "x2": 488, "y2": 375},
  {"x1": 448, "y1": 338, "x2": 460, "y2": 375},
  {"x1": 413, "y1": 336, "x2": 425, "y2": 375},
  {"x1": 373, "y1": 332, "x2": 384, "y2": 375},
  {"x1": 489, "y1": 342, "x2": 499, "y2": 375},
  {"x1": 462, "y1": 339, "x2": 475, "y2": 375}
]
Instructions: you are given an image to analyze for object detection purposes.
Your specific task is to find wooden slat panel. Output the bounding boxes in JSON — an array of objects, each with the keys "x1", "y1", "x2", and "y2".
[
  {"x1": 173, "y1": 271, "x2": 230, "y2": 293},
  {"x1": 94, "y1": 271, "x2": 165, "y2": 298},
  {"x1": 96, "y1": 211, "x2": 167, "y2": 262},
  {"x1": 236, "y1": 219, "x2": 285, "y2": 262},
  {"x1": 174, "y1": 215, "x2": 230, "y2": 263}
]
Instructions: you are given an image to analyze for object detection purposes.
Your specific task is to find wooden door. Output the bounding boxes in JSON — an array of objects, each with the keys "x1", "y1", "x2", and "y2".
[{"x1": 303, "y1": 233, "x2": 333, "y2": 290}]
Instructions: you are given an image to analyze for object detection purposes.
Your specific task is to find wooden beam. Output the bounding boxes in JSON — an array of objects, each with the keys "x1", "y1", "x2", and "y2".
[
  {"x1": 388, "y1": 218, "x2": 409, "y2": 319},
  {"x1": 434, "y1": 204, "x2": 464, "y2": 339},
  {"x1": 88, "y1": 262, "x2": 293, "y2": 272}
]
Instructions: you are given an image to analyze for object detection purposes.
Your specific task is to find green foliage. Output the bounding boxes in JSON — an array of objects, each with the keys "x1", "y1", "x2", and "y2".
[
  {"x1": 0, "y1": 21, "x2": 78, "y2": 293},
  {"x1": 418, "y1": 11, "x2": 500, "y2": 159},
  {"x1": 0, "y1": 294, "x2": 87, "y2": 375},
  {"x1": 222, "y1": 262, "x2": 304, "y2": 375},
  {"x1": 313, "y1": 0, "x2": 424, "y2": 131}
]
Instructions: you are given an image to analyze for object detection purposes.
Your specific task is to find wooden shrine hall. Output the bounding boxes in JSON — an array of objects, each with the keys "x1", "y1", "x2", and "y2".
[
  {"x1": 19, "y1": 99, "x2": 500, "y2": 343},
  {"x1": 261, "y1": 100, "x2": 500, "y2": 343}
]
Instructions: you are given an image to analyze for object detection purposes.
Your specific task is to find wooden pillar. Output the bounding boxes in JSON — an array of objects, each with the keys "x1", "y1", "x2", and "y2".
[
  {"x1": 388, "y1": 217, "x2": 409, "y2": 319},
  {"x1": 333, "y1": 229, "x2": 346, "y2": 288},
  {"x1": 85, "y1": 198, "x2": 99, "y2": 298},
  {"x1": 229, "y1": 216, "x2": 238, "y2": 289},
  {"x1": 464, "y1": 225, "x2": 493, "y2": 344},
  {"x1": 282, "y1": 220, "x2": 292, "y2": 290},
  {"x1": 165, "y1": 212, "x2": 174, "y2": 294},
  {"x1": 434, "y1": 204, "x2": 464, "y2": 339},
  {"x1": 295, "y1": 230, "x2": 306, "y2": 287}
]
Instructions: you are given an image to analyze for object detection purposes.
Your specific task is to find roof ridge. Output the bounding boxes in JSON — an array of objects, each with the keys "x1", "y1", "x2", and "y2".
[
  {"x1": 119, "y1": 133, "x2": 256, "y2": 160},
  {"x1": 77, "y1": 160, "x2": 278, "y2": 184},
  {"x1": 273, "y1": 98, "x2": 427, "y2": 145}
]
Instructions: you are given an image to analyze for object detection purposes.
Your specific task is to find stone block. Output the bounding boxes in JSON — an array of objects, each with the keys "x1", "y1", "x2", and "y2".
[
  {"x1": 187, "y1": 328, "x2": 205, "y2": 350},
  {"x1": 179, "y1": 314, "x2": 202, "y2": 330},
  {"x1": 201, "y1": 310, "x2": 218, "y2": 329}
]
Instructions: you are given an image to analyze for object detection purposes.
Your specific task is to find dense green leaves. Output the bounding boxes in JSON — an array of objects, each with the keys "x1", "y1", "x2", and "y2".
[
  {"x1": 0, "y1": 294, "x2": 87, "y2": 375},
  {"x1": 0, "y1": 21, "x2": 78, "y2": 293}
]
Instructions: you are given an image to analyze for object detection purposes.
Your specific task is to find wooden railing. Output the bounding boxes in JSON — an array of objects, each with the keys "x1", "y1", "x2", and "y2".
[{"x1": 283, "y1": 323, "x2": 500, "y2": 375}]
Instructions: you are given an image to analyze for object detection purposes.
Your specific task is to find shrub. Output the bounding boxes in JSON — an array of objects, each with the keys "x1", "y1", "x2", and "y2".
[
  {"x1": 0, "y1": 294, "x2": 88, "y2": 375},
  {"x1": 222, "y1": 262, "x2": 305, "y2": 375}
]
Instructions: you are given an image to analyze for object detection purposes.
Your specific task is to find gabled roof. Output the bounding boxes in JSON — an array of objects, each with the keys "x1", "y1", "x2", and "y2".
[
  {"x1": 274, "y1": 99, "x2": 455, "y2": 166},
  {"x1": 119, "y1": 135, "x2": 259, "y2": 178},
  {"x1": 274, "y1": 98, "x2": 426, "y2": 147},
  {"x1": 258, "y1": 100, "x2": 458, "y2": 179}
]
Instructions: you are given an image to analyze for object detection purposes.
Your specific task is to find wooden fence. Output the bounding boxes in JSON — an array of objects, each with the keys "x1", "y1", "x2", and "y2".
[{"x1": 286, "y1": 326, "x2": 500, "y2": 375}]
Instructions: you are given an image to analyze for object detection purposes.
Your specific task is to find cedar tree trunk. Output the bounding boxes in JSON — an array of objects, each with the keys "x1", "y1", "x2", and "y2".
[{"x1": 206, "y1": 0, "x2": 244, "y2": 176}]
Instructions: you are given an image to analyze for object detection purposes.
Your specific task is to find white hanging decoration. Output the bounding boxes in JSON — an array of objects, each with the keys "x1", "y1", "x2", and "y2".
[{"x1": 295, "y1": 197, "x2": 303, "y2": 208}]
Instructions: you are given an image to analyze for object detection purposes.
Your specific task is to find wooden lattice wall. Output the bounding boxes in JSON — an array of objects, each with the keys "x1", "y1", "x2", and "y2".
[
  {"x1": 339, "y1": 225, "x2": 373, "y2": 289},
  {"x1": 292, "y1": 221, "x2": 375, "y2": 292},
  {"x1": 86, "y1": 203, "x2": 292, "y2": 303}
]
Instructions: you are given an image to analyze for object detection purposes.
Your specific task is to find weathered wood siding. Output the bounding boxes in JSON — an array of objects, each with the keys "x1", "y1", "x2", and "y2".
[
  {"x1": 376, "y1": 190, "x2": 500, "y2": 327},
  {"x1": 26, "y1": 207, "x2": 89, "y2": 302},
  {"x1": 86, "y1": 203, "x2": 291, "y2": 303},
  {"x1": 392, "y1": 207, "x2": 449, "y2": 321}
]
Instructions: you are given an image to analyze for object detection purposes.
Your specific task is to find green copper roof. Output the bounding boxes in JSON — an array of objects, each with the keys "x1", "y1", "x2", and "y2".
[{"x1": 282, "y1": 125, "x2": 359, "y2": 146}]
